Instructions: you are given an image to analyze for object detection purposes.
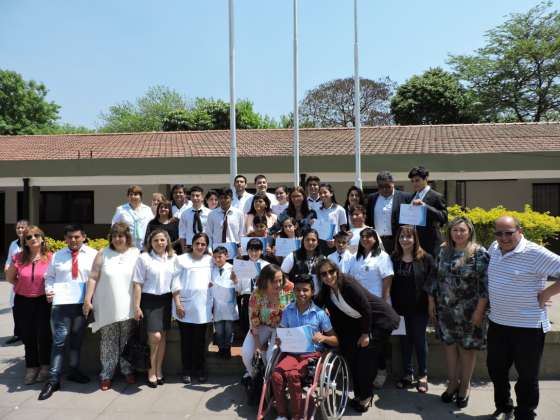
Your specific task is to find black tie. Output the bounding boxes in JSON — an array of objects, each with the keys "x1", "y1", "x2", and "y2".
[
  {"x1": 338, "y1": 254, "x2": 342, "y2": 262},
  {"x1": 219, "y1": 267, "x2": 224, "y2": 276},
  {"x1": 193, "y1": 209, "x2": 203, "y2": 234},
  {"x1": 221, "y1": 210, "x2": 228, "y2": 243}
]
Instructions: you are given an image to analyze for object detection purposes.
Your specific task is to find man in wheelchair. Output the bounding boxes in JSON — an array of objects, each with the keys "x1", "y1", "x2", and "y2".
[{"x1": 272, "y1": 274, "x2": 338, "y2": 420}]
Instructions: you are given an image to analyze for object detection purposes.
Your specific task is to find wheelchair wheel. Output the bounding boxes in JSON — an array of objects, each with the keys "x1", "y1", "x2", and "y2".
[
  {"x1": 318, "y1": 351, "x2": 349, "y2": 420},
  {"x1": 256, "y1": 346, "x2": 282, "y2": 420}
]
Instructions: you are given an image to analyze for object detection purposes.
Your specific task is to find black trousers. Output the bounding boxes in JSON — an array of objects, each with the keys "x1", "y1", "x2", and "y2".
[
  {"x1": 177, "y1": 321, "x2": 209, "y2": 375},
  {"x1": 14, "y1": 294, "x2": 52, "y2": 368},
  {"x1": 487, "y1": 321, "x2": 545, "y2": 420},
  {"x1": 237, "y1": 294, "x2": 250, "y2": 337},
  {"x1": 341, "y1": 328, "x2": 390, "y2": 400}
]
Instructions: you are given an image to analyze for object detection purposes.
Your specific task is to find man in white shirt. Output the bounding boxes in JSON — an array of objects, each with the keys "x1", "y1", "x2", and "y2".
[
  {"x1": 305, "y1": 175, "x2": 322, "y2": 212},
  {"x1": 232, "y1": 175, "x2": 253, "y2": 212},
  {"x1": 486, "y1": 216, "x2": 560, "y2": 420},
  {"x1": 39, "y1": 225, "x2": 98, "y2": 400},
  {"x1": 111, "y1": 185, "x2": 154, "y2": 250},
  {"x1": 179, "y1": 186, "x2": 210, "y2": 252},
  {"x1": 171, "y1": 184, "x2": 192, "y2": 219},
  {"x1": 327, "y1": 231, "x2": 353, "y2": 274},
  {"x1": 243, "y1": 174, "x2": 278, "y2": 213},
  {"x1": 206, "y1": 188, "x2": 245, "y2": 252}
]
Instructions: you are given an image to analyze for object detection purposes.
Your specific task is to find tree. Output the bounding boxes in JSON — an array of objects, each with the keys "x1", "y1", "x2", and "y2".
[
  {"x1": 448, "y1": 2, "x2": 560, "y2": 122},
  {"x1": 300, "y1": 77, "x2": 395, "y2": 127},
  {"x1": 35, "y1": 123, "x2": 95, "y2": 134},
  {"x1": 0, "y1": 69, "x2": 60, "y2": 135},
  {"x1": 99, "y1": 85, "x2": 188, "y2": 132},
  {"x1": 161, "y1": 98, "x2": 276, "y2": 131},
  {"x1": 390, "y1": 68, "x2": 479, "y2": 125}
]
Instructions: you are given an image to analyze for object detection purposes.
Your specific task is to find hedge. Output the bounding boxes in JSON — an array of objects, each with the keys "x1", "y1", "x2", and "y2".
[{"x1": 45, "y1": 237, "x2": 109, "y2": 253}]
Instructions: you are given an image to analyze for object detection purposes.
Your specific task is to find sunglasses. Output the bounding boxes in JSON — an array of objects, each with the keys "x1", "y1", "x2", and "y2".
[
  {"x1": 494, "y1": 230, "x2": 517, "y2": 238},
  {"x1": 25, "y1": 233, "x2": 42, "y2": 240},
  {"x1": 319, "y1": 268, "x2": 337, "y2": 278}
]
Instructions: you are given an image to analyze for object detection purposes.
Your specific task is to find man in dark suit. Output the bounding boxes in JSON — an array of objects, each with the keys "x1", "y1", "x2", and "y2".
[
  {"x1": 366, "y1": 171, "x2": 412, "y2": 253},
  {"x1": 408, "y1": 166, "x2": 448, "y2": 257}
]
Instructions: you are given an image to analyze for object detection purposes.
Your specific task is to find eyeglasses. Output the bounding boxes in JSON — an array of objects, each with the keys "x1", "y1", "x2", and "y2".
[
  {"x1": 494, "y1": 230, "x2": 517, "y2": 238},
  {"x1": 25, "y1": 233, "x2": 41, "y2": 240},
  {"x1": 319, "y1": 268, "x2": 337, "y2": 278}
]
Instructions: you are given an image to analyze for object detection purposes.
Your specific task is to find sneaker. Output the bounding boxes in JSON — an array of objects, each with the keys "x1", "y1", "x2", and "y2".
[
  {"x1": 36, "y1": 365, "x2": 50, "y2": 383},
  {"x1": 373, "y1": 369, "x2": 387, "y2": 389},
  {"x1": 24, "y1": 367, "x2": 39, "y2": 385}
]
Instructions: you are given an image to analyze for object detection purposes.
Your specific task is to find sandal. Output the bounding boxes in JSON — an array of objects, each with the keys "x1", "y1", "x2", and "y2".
[
  {"x1": 396, "y1": 375, "x2": 414, "y2": 389},
  {"x1": 416, "y1": 378, "x2": 429, "y2": 393}
]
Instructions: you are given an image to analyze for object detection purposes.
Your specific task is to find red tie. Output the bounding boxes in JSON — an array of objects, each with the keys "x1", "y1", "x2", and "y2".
[{"x1": 71, "y1": 250, "x2": 79, "y2": 279}]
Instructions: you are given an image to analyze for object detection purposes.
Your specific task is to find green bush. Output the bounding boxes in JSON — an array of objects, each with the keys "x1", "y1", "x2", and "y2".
[
  {"x1": 45, "y1": 237, "x2": 109, "y2": 252},
  {"x1": 447, "y1": 204, "x2": 560, "y2": 247}
]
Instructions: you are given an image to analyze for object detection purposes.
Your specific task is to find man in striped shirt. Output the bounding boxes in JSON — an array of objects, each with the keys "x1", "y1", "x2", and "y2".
[{"x1": 487, "y1": 216, "x2": 560, "y2": 420}]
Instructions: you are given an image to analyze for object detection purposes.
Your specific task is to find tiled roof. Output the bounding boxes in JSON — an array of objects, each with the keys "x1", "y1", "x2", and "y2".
[{"x1": 0, "y1": 123, "x2": 559, "y2": 161}]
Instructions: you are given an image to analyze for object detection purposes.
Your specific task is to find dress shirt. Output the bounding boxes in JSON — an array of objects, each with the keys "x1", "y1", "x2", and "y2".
[
  {"x1": 327, "y1": 249, "x2": 353, "y2": 273},
  {"x1": 232, "y1": 191, "x2": 253, "y2": 212},
  {"x1": 488, "y1": 237, "x2": 560, "y2": 332},
  {"x1": 111, "y1": 203, "x2": 154, "y2": 249},
  {"x1": 414, "y1": 185, "x2": 431, "y2": 201},
  {"x1": 280, "y1": 302, "x2": 333, "y2": 352},
  {"x1": 179, "y1": 205, "x2": 211, "y2": 245},
  {"x1": 374, "y1": 193, "x2": 394, "y2": 237},
  {"x1": 243, "y1": 192, "x2": 279, "y2": 214},
  {"x1": 348, "y1": 251, "x2": 394, "y2": 297},
  {"x1": 132, "y1": 251, "x2": 176, "y2": 295},
  {"x1": 307, "y1": 196, "x2": 322, "y2": 212},
  {"x1": 316, "y1": 204, "x2": 347, "y2": 237},
  {"x1": 206, "y1": 206, "x2": 245, "y2": 248},
  {"x1": 45, "y1": 245, "x2": 98, "y2": 292},
  {"x1": 271, "y1": 202, "x2": 289, "y2": 216},
  {"x1": 4, "y1": 239, "x2": 21, "y2": 269},
  {"x1": 172, "y1": 201, "x2": 192, "y2": 219}
]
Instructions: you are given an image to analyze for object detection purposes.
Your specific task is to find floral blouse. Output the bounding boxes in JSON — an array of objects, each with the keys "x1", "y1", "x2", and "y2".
[{"x1": 249, "y1": 281, "x2": 294, "y2": 329}]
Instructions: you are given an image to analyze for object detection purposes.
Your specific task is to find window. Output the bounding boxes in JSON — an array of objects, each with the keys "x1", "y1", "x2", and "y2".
[
  {"x1": 456, "y1": 181, "x2": 467, "y2": 207},
  {"x1": 39, "y1": 191, "x2": 94, "y2": 224},
  {"x1": 533, "y1": 184, "x2": 560, "y2": 216}
]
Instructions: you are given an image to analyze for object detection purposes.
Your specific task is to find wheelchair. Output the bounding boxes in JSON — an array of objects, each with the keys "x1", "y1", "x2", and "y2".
[{"x1": 256, "y1": 347, "x2": 350, "y2": 420}]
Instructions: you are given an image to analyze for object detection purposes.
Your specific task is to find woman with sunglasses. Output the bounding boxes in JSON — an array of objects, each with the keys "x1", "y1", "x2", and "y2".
[
  {"x1": 6, "y1": 226, "x2": 52, "y2": 385},
  {"x1": 428, "y1": 217, "x2": 489, "y2": 409},
  {"x1": 315, "y1": 259, "x2": 399, "y2": 413}
]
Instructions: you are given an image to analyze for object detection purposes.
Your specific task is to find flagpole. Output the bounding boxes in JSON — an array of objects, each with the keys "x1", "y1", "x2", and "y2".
[
  {"x1": 293, "y1": 0, "x2": 300, "y2": 187},
  {"x1": 353, "y1": 0, "x2": 362, "y2": 189},
  {"x1": 229, "y1": 0, "x2": 237, "y2": 189}
]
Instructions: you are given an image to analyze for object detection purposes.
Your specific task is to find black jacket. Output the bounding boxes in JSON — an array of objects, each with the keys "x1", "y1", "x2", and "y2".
[
  {"x1": 414, "y1": 189, "x2": 447, "y2": 257},
  {"x1": 365, "y1": 190, "x2": 413, "y2": 237},
  {"x1": 390, "y1": 254, "x2": 435, "y2": 316}
]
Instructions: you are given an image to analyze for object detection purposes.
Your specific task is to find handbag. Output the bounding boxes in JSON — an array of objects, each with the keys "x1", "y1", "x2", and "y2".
[{"x1": 122, "y1": 320, "x2": 151, "y2": 370}]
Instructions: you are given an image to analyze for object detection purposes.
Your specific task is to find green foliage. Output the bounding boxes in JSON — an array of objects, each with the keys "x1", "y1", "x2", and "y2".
[
  {"x1": 35, "y1": 123, "x2": 95, "y2": 135},
  {"x1": 0, "y1": 69, "x2": 60, "y2": 135},
  {"x1": 447, "y1": 204, "x2": 560, "y2": 247},
  {"x1": 449, "y1": 2, "x2": 560, "y2": 122},
  {"x1": 391, "y1": 68, "x2": 478, "y2": 125},
  {"x1": 45, "y1": 237, "x2": 109, "y2": 252}
]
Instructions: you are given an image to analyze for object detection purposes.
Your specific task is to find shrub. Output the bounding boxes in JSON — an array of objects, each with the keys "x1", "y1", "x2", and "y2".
[
  {"x1": 44, "y1": 237, "x2": 109, "y2": 252},
  {"x1": 447, "y1": 205, "x2": 560, "y2": 247}
]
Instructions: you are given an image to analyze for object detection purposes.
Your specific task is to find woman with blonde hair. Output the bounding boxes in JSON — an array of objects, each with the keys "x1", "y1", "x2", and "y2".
[
  {"x1": 83, "y1": 222, "x2": 140, "y2": 390},
  {"x1": 6, "y1": 226, "x2": 52, "y2": 384},
  {"x1": 428, "y1": 217, "x2": 489, "y2": 409}
]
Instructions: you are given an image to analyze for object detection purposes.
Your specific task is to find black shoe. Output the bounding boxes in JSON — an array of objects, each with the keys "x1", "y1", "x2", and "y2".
[
  {"x1": 156, "y1": 377, "x2": 164, "y2": 386},
  {"x1": 224, "y1": 349, "x2": 232, "y2": 360},
  {"x1": 147, "y1": 380, "x2": 157, "y2": 388},
  {"x1": 489, "y1": 408, "x2": 513, "y2": 419},
  {"x1": 350, "y1": 396, "x2": 373, "y2": 413},
  {"x1": 38, "y1": 382, "x2": 59, "y2": 400},
  {"x1": 456, "y1": 394, "x2": 469, "y2": 409},
  {"x1": 67, "y1": 370, "x2": 90, "y2": 384},
  {"x1": 182, "y1": 375, "x2": 192, "y2": 385},
  {"x1": 441, "y1": 389, "x2": 458, "y2": 403},
  {"x1": 198, "y1": 372, "x2": 207, "y2": 383},
  {"x1": 5, "y1": 336, "x2": 21, "y2": 345}
]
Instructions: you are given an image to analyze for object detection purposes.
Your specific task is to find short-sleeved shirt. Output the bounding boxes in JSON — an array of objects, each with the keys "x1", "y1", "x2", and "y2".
[
  {"x1": 132, "y1": 251, "x2": 176, "y2": 295},
  {"x1": 249, "y1": 281, "x2": 294, "y2": 329},
  {"x1": 12, "y1": 252, "x2": 52, "y2": 297},
  {"x1": 280, "y1": 302, "x2": 333, "y2": 352},
  {"x1": 488, "y1": 237, "x2": 560, "y2": 332},
  {"x1": 348, "y1": 250, "x2": 394, "y2": 297}
]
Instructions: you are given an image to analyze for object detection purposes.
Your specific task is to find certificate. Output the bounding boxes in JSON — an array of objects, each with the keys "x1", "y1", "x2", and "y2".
[
  {"x1": 314, "y1": 220, "x2": 336, "y2": 240},
  {"x1": 391, "y1": 316, "x2": 407, "y2": 336},
  {"x1": 277, "y1": 326, "x2": 315, "y2": 353},
  {"x1": 233, "y1": 259, "x2": 258, "y2": 280},
  {"x1": 240, "y1": 237, "x2": 267, "y2": 256},
  {"x1": 274, "y1": 238, "x2": 301, "y2": 257},
  {"x1": 399, "y1": 204, "x2": 427, "y2": 227},
  {"x1": 214, "y1": 242, "x2": 238, "y2": 259},
  {"x1": 52, "y1": 282, "x2": 86, "y2": 305}
]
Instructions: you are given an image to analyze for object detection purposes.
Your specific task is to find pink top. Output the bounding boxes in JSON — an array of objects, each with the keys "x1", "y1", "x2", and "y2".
[{"x1": 12, "y1": 252, "x2": 52, "y2": 297}]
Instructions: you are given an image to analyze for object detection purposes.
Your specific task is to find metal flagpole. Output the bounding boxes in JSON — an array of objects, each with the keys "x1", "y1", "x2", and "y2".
[
  {"x1": 353, "y1": 0, "x2": 362, "y2": 189},
  {"x1": 229, "y1": 0, "x2": 237, "y2": 189},
  {"x1": 293, "y1": 0, "x2": 300, "y2": 187}
]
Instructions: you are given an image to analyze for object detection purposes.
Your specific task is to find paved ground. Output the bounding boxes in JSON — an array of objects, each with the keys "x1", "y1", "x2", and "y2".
[{"x1": 1, "y1": 280, "x2": 560, "y2": 419}]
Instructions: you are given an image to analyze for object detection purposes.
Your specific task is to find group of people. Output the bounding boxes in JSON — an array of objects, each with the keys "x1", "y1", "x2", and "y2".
[{"x1": 4, "y1": 166, "x2": 560, "y2": 420}]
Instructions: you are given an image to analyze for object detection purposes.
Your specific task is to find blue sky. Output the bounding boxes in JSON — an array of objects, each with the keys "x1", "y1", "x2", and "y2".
[{"x1": 1, "y1": 0, "x2": 556, "y2": 128}]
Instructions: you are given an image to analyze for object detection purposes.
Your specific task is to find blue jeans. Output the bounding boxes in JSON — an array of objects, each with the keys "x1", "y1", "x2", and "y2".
[
  {"x1": 214, "y1": 320, "x2": 233, "y2": 350},
  {"x1": 400, "y1": 312, "x2": 429, "y2": 377},
  {"x1": 48, "y1": 304, "x2": 87, "y2": 383}
]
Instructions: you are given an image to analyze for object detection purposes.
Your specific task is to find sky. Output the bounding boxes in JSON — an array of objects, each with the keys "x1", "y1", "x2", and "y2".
[{"x1": 1, "y1": 0, "x2": 557, "y2": 129}]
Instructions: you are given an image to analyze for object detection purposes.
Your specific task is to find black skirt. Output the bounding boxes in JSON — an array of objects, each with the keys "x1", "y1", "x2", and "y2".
[{"x1": 140, "y1": 292, "x2": 172, "y2": 332}]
